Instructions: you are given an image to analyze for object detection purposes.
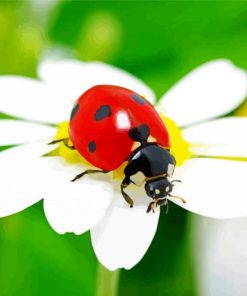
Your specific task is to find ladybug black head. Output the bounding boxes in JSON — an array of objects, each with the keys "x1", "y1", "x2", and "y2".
[{"x1": 145, "y1": 177, "x2": 172, "y2": 199}]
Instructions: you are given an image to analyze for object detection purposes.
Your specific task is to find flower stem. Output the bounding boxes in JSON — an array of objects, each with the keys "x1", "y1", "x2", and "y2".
[{"x1": 96, "y1": 263, "x2": 120, "y2": 296}]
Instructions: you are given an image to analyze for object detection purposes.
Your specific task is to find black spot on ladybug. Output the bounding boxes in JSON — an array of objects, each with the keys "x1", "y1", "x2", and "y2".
[
  {"x1": 88, "y1": 141, "x2": 96, "y2": 152},
  {"x1": 70, "y1": 104, "x2": 80, "y2": 120},
  {"x1": 95, "y1": 105, "x2": 111, "y2": 121},
  {"x1": 131, "y1": 93, "x2": 146, "y2": 105},
  {"x1": 139, "y1": 124, "x2": 150, "y2": 139},
  {"x1": 128, "y1": 124, "x2": 150, "y2": 143}
]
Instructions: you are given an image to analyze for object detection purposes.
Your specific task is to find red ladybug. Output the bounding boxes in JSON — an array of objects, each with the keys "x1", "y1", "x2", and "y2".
[{"x1": 50, "y1": 85, "x2": 184, "y2": 212}]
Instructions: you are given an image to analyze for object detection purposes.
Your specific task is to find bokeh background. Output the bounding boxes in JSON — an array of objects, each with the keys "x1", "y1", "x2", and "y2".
[{"x1": 1, "y1": 1, "x2": 247, "y2": 295}]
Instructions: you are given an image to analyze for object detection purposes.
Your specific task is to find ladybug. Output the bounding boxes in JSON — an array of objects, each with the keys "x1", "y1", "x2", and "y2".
[{"x1": 50, "y1": 85, "x2": 185, "y2": 213}]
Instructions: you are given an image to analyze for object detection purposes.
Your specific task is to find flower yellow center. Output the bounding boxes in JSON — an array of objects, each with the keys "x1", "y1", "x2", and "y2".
[
  {"x1": 52, "y1": 116, "x2": 191, "y2": 179},
  {"x1": 160, "y1": 113, "x2": 192, "y2": 166}
]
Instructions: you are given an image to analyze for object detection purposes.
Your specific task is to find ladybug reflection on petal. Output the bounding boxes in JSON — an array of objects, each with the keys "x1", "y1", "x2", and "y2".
[{"x1": 49, "y1": 85, "x2": 185, "y2": 212}]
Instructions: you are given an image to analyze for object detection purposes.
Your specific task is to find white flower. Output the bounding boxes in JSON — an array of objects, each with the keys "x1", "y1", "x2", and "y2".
[{"x1": 1, "y1": 59, "x2": 247, "y2": 271}]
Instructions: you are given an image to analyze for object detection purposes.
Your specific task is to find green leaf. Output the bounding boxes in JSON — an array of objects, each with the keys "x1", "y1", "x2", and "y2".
[{"x1": 0, "y1": 202, "x2": 97, "y2": 296}]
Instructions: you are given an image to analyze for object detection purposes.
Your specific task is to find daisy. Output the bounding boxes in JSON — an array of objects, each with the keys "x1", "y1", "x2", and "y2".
[
  {"x1": 1, "y1": 59, "x2": 247, "y2": 271},
  {"x1": 194, "y1": 101, "x2": 247, "y2": 296}
]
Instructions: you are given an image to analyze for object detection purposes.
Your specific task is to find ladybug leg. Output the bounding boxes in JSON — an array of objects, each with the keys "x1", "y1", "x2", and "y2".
[
  {"x1": 121, "y1": 177, "x2": 134, "y2": 208},
  {"x1": 168, "y1": 194, "x2": 186, "y2": 204},
  {"x1": 71, "y1": 169, "x2": 109, "y2": 182},
  {"x1": 146, "y1": 201, "x2": 156, "y2": 213},
  {"x1": 48, "y1": 138, "x2": 75, "y2": 150},
  {"x1": 146, "y1": 198, "x2": 168, "y2": 214}
]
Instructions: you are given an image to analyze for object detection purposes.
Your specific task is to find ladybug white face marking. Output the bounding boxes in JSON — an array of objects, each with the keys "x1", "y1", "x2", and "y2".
[
  {"x1": 130, "y1": 171, "x2": 146, "y2": 186},
  {"x1": 116, "y1": 111, "x2": 131, "y2": 130},
  {"x1": 165, "y1": 187, "x2": 170, "y2": 192},
  {"x1": 95, "y1": 105, "x2": 111, "y2": 121},
  {"x1": 167, "y1": 163, "x2": 175, "y2": 177},
  {"x1": 155, "y1": 189, "x2": 160, "y2": 194}
]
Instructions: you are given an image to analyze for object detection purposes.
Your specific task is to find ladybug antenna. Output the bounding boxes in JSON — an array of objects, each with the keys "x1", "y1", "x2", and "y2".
[
  {"x1": 171, "y1": 180, "x2": 182, "y2": 186},
  {"x1": 168, "y1": 194, "x2": 186, "y2": 204}
]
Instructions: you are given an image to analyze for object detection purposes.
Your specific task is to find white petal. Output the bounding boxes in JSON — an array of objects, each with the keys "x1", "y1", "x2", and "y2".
[
  {"x1": 42, "y1": 157, "x2": 113, "y2": 235},
  {"x1": 182, "y1": 117, "x2": 247, "y2": 158},
  {"x1": 158, "y1": 60, "x2": 247, "y2": 126},
  {"x1": 38, "y1": 59, "x2": 156, "y2": 104},
  {"x1": 0, "y1": 143, "x2": 53, "y2": 217},
  {"x1": 171, "y1": 158, "x2": 247, "y2": 218},
  {"x1": 0, "y1": 76, "x2": 71, "y2": 123},
  {"x1": 193, "y1": 216, "x2": 247, "y2": 296},
  {"x1": 0, "y1": 142, "x2": 113, "y2": 232},
  {"x1": 0, "y1": 120, "x2": 55, "y2": 145},
  {"x1": 91, "y1": 192, "x2": 159, "y2": 271}
]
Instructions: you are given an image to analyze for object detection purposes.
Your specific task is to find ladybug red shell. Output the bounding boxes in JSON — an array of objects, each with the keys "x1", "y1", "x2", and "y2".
[{"x1": 69, "y1": 85, "x2": 170, "y2": 171}]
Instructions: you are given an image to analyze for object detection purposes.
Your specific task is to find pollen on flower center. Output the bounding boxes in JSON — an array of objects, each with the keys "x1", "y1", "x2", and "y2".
[{"x1": 160, "y1": 113, "x2": 192, "y2": 166}]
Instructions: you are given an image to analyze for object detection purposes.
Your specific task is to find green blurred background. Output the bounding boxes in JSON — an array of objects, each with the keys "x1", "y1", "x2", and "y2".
[{"x1": 1, "y1": 1, "x2": 247, "y2": 295}]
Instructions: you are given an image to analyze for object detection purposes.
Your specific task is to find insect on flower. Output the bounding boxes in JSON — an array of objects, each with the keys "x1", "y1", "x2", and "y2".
[
  {"x1": 1, "y1": 58, "x2": 247, "y2": 271},
  {"x1": 49, "y1": 85, "x2": 186, "y2": 213}
]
